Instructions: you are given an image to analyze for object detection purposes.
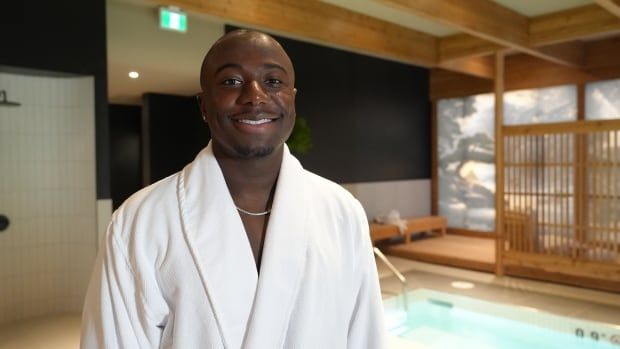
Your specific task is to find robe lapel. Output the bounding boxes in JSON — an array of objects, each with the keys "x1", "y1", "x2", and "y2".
[
  {"x1": 178, "y1": 143, "x2": 258, "y2": 349},
  {"x1": 243, "y1": 146, "x2": 310, "y2": 348}
]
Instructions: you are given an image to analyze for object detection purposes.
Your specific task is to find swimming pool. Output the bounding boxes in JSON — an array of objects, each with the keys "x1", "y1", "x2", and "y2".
[{"x1": 384, "y1": 289, "x2": 620, "y2": 349}]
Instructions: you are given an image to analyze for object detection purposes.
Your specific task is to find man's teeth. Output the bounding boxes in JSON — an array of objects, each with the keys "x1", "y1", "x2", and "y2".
[{"x1": 237, "y1": 119, "x2": 273, "y2": 125}]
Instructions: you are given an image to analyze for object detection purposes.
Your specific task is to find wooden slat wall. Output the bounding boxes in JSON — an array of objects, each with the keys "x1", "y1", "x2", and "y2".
[{"x1": 502, "y1": 120, "x2": 620, "y2": 289}]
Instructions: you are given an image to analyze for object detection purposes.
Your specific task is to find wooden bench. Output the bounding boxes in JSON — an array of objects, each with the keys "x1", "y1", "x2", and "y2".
[{"x1": 369, "y1": 216, "x2": 447, "y2": 245}]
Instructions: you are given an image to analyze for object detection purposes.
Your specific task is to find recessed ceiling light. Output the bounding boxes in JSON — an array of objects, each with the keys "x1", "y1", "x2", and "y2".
[
  {"x1": 451, "y1": 281, "x2": 475, "y2": 289},
  {"x1": 128, "y1": 71, "x2": 140, "y2": 79}
]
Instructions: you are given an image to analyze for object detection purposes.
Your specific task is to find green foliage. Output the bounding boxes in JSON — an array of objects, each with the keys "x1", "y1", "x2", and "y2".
[{"x1": 286, "y1": 116, "x2": 313, "y2": 155}]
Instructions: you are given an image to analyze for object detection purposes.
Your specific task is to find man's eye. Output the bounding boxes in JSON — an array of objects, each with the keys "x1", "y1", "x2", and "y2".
[
  {"x1": 222, "y1": 78, "x2": 242, "y2": 86},
  {"x1": 265, "y1": 78, "x2": 282, "y2": 87}
]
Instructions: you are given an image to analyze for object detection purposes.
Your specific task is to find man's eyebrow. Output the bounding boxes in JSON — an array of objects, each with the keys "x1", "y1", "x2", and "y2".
[
  {"x1": 214, "y1": 63, "x2": 242, "y2": 75},
  {"x1": 263, "y1": 63, "x2": 288, "y2": 74}
]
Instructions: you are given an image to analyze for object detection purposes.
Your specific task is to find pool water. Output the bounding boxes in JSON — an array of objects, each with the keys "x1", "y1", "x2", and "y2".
[{"x1": 384, "y1": 289, "x2": 620, "y2": 349}]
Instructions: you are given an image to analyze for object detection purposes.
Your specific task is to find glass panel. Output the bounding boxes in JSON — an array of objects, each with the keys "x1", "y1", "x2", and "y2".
[
  {"x1": 585, "y1": 78, "x2": 620, "y2": 120},
  {"x1": 437, "y1": 93, "x2": 495, "y2": 231},
  {"x1": 503, "y1": 85, "x2": 577, "y2": 125}
]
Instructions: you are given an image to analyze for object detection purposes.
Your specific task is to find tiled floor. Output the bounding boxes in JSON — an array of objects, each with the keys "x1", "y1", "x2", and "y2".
[{"x1": 1, "y1": 256, "x2": 619, "y2": 349}]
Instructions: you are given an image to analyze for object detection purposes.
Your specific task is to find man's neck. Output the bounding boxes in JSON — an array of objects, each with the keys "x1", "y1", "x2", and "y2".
[{"x1": 214, "y1": 145, "x2": 283, "y2": 211}]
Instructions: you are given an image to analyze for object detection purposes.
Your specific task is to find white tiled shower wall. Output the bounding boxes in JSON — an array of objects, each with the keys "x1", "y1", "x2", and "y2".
[{"x1": 0, "y1": 72, "x2": 97, "y2": 325}]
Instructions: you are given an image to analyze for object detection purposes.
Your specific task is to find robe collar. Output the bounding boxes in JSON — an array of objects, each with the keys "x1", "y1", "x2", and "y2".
[{"x1": 178, "y1": 142, "x2": 309, "y2": 348}]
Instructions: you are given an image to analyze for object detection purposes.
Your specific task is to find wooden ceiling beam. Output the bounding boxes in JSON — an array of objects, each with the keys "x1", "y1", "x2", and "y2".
[
  {"x1": 439, "y1": 5, "x2": 620, "y2": 63},
  {"x1": 431, "y1": 35, "x2": 620, "y2": 100},
  {"x1": 376, "y1": 0, "x2": 529, "y2": 47},
  {"x1": 437, "y1": 55, "x2": 495, "y2": 79},
  {"x1": 148, "y1": 0, "x2": 437, "y2": 67},
  {"x1": 529, "y1": 4, "x2": 620, "y2": 46},
  {"x1": 377, "y1": 0, "x2": 583, "y2": 67},
  {"x1": 439, "y1": 33, "x2": 502, "y2": 62},
  {"x1": 594, "y1": 0, "x2": 620, "y2": 22}
]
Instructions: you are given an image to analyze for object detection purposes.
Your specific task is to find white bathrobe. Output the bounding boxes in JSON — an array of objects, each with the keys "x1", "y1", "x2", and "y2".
[{"x1": 81, "y1": 143, "x2": 386, "y2": 349}]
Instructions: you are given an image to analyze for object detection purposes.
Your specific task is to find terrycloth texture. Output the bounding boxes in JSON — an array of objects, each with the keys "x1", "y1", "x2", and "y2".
[{"x1": 81, "y1": 142, "x2": 387, "y2": 349}]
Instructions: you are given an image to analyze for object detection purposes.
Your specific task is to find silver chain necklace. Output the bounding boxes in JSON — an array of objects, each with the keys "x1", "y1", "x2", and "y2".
[{"x1": 235, "y1": 206, "x2": 271, "y2": 216}]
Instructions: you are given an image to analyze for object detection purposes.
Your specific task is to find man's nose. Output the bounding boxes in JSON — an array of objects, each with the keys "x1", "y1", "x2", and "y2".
[{"x1": 239, "y1": 80, "x2": 268, "y2": 105}]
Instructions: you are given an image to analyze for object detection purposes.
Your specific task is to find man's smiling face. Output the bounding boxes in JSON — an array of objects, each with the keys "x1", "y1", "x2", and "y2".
[{"x1": 199, "y1": 31, "x2": 297, "y2": 159}]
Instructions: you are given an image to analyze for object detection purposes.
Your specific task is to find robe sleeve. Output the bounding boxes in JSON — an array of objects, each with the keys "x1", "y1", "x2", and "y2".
[
  {"x1": 81, "y1": 218, "x2": 166, "y2": 349},
  {"x1": 347, "y1": 200, "x2": 388, "y2": 349}
]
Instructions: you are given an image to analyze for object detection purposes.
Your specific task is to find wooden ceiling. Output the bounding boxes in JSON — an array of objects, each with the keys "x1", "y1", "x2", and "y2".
[{"x1": 145, "y1": 0, "x2": 620, "y2": 79}]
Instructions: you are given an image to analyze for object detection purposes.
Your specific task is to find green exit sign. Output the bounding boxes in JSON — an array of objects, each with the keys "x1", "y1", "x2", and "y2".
[{"x1": 159, "y1": 6, "x2": 187, "y2": 33}]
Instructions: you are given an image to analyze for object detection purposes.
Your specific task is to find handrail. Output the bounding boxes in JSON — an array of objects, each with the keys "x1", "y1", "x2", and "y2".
[{"x1": 373, "y1": 247, "x2": 409, "y2": 312}]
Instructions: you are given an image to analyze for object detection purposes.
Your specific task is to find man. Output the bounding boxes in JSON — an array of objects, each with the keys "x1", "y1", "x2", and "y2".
[{"x1": 81, "y1": 29, "x2": 386, "y2": 348}]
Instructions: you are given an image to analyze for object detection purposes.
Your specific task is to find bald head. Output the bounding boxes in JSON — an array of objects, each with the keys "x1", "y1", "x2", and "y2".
[{"x1": 200, "y1": 30, "x2": 295, "y2": 90}]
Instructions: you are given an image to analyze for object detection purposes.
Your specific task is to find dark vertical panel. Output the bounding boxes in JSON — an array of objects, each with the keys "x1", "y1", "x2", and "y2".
[
  {"x1": 109, "y1": 104, "x2": 142, "y2": 209},
  {"x1": 285, "y1": 43, "x2": 357, "y2": 182},
  {"x1": 349, "y1": 54, "x2": 430, "y2": 182},
  {"x1": 0, "y1": 0, "x2": 109, "y2": 198},
  {"x1": 143, "y1": 93, "x2": 210, "y2": 183}
]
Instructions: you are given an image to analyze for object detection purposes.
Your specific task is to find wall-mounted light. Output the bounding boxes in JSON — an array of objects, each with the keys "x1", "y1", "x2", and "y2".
[{"x1": 128, "y1": 71, "x2": 140, "y2": 79}]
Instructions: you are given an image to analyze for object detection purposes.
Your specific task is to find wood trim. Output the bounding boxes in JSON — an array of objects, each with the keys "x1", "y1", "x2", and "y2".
[
  {"x1": 503, "y1": 55, "x2": 595, "y2": 92},
  {"x1": 439, "y1": 33, "x2": 504, "y2": 62},
  {"x1": 505, "y1": 265, "x2": 620, "y2": 293},
  {"x1": 430, "y1": 68, "x2": 493, "y2": 100},
  {"x1": 504, "y1": 252, "x2": 620, "y2": 292},
  {"x1": 494, "y1": 51, "x2": 505, "y2": 276},
  {"x1": 437, "y1": 55, "x2": 494, "y2": 79},
  {"x1": 447, "y1": 227, "x2": 496, "y2": 239},
  {"x1": 503, "y1": 119, "x2": 620, "y2": 136},
  {"x1": 431, "y1": 37, "x2": 620, "y2": 101},
  {"x1": 440, "y1": 5, "x2": 620, "y2": 62},
  {"x1": 577, "y1": 83, "x2": 585, "y2": 121},
  {"x1": 377, "y1": 0, "x2": 528, "y2": 46},
  {"x1": 431, "y1": 100, "x2": 438, "y2": 215},
  {"x1": 529, "y1": 4, "x2": 620, "y2": 46},
  {"x1": 385, "y1": 246, "x2": 495, "y2": 273},
  {"x1": 150, "y1": 0, "x2": 438, "y2": 67},
  {"x1": 575, "y1": 85, "x2": 586, "y2": 256},
  {"x1": 378, "y1": 0, "x2": 583, "y2": 67},
  {"x1": 596, "y1": 0, "x2": 620, "y2": 19}
]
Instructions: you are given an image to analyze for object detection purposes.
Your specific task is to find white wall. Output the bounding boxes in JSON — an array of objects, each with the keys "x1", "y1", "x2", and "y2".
[
  {"x1": 0, "y1": 72, "x2": 97, "y2": 324},
  {"x1": 342, "y1": 179, "x2": 431, "y2": 221},
  {"x1": 107, "y1": 0, "x2": 225, "y2": 104}
]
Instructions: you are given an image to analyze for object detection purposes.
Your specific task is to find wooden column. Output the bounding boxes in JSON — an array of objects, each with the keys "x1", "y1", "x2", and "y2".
[
  {"x1": 431, "y1": 100, "x2": 438, "y2": 216},
  {"x1": 575, "y1": 83, "x2": 587, "y2": 258},
  {"x1": 495, "y1": 51, "x2": 505, "y2": 275}
]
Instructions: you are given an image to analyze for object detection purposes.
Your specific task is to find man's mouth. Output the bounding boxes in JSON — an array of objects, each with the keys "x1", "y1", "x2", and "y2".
[{"x1": 235, "y1": 118, "x2": 276, "y2": 125}]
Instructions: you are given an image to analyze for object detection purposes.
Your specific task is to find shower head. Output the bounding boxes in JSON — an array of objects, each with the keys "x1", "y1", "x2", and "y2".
[{"x1": 0, "y1": 90, "x2": 21, "y2": 107}]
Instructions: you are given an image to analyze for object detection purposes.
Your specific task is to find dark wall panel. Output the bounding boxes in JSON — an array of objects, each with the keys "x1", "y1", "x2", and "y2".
[
  {"x1": 226, "y1": 26, "x2": 431, "y2": 183},
  {"x1": 0, "y1": 0, "x2": 109, "y2": 198},
  {"x1": 109, "y1": 105, "x2": 142, "y2": 209},
  {"x1": 143, "y1": 93, "x2": 210, "y2": 184}
]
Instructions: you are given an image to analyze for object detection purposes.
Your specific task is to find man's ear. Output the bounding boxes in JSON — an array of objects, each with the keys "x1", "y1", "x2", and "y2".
[{"x1": 196, "y1": 94, "x2": 208, "y2": 123}]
